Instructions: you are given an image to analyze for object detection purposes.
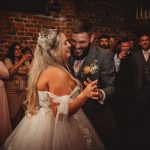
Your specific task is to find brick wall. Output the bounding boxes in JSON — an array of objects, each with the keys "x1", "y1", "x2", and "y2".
[{"x1": 0, "y1": 0, "x2": 134, "y2": 58}]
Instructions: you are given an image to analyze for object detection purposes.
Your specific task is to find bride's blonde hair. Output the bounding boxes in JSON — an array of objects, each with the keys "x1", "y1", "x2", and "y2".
[{"x1": 26, "y1": 29, "x2": 80, "y2": 115}]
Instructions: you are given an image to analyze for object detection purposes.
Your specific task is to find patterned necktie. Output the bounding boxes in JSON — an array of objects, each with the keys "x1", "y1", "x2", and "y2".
[
  {"x1": 144, "y1": 51, "x2": 149, "y2": 61},
  {"x1": 73, "y1": 60, "x2": 81, "y2": 74}
]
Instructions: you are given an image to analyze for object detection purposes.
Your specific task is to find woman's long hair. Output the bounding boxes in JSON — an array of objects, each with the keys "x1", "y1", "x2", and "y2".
[
  {"x1": 26, "y1": 29, "x2": 80, "y2": 115},
  {"x1": 6, "y1": 42, "x2": 22, "y2": 63}
]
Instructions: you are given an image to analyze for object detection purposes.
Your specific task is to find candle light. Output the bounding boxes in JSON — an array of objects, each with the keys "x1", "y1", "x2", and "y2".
[
  {"x1": 144, "y1": 9, "x2": 147, "y2": 19},
  {"x1": 140, "y1": 5, "x2": 143, "y2": 19}
]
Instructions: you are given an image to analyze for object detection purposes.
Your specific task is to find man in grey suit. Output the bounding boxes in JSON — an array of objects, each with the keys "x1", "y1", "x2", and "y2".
[
  {"x1": 69, "y1": 18, "x2": 117, "y2": 149},
  {"x1": 130, "y1": 34, "x2": 150, "y2": 150}
]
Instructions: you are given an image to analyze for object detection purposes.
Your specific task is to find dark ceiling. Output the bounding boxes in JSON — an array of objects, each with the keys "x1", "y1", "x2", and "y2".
[
  {"x1": 0, "y1": 0, "x2": 150, "y2": 13},
  {"x1": 0, "y1": 0, "x2": 47, "y2": 13}
]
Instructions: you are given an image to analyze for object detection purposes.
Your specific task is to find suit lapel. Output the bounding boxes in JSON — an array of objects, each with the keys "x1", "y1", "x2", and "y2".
[
  {"x1": 68, "y1": 57, "x2": 75, "y2": 76},
  {"x1": 140, "y1": 50, "x2": 147, "y2": 66},
  {"x1": 136, "y1": 51, "x2": 145, "y2": 78},
  {"x1": 77, "y1": 45, "x2": 99, "y2": 78}
]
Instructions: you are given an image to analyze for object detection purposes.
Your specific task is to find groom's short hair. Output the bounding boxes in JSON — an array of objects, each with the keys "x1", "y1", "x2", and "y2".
[{"x1": 72, "y1": 18, "x2": 93, "y2": 34}]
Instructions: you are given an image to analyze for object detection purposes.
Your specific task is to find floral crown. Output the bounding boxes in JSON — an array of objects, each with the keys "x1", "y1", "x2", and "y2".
[{"x1": 37, "y1": 29, "x2": 59, "y2": 47}]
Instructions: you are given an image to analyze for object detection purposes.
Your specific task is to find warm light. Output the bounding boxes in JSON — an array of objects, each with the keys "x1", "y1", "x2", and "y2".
[{"x1": 136, "y1": 4, "x2": 150, "y2": 20}]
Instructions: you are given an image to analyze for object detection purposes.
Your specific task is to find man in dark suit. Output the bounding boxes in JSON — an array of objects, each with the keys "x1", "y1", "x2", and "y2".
[
  {"x1": 113, "y1": 38, "x2": 132, "y2": 138},
  {"x1": 130, "y1": 34, "x2": 150, "y2": 150},
  {"x1": 69, "y1": 18, "x2": 117, "y2": 149}
]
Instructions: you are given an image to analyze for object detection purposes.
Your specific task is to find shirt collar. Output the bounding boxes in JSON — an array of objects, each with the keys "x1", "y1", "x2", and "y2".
[{"x1": 142, "y1": 49, "x2": 150, "y2": 54}]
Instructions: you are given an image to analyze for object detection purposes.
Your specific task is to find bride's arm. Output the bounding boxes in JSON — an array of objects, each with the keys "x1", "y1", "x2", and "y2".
[{"x1": 47, "y1": 68, "x2": 98, "y2": 116}]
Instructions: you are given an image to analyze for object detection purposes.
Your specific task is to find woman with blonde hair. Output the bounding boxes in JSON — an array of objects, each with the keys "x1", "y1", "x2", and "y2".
[{"x1": 3, "y1": 29, "x2": 104, "y2": 150}]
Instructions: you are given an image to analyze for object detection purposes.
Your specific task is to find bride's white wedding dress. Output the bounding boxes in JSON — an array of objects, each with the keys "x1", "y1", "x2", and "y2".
[{"x1": 3, "y1": 86, "x2": 104, "y2": 150}]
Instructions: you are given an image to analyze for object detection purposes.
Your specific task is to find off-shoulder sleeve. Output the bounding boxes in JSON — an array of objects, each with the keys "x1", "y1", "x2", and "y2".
[
  {"x1": 48, "y1": 93, "x2": 71, "y2": 116},
  {"x1": 47, "y1": 93, "x2": 73, "y2": 149}
]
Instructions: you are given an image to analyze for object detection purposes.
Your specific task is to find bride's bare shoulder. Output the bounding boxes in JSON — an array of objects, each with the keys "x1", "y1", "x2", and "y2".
[
  {"x1": 37, "y1": 66, "x2": 71, "y2": 92},
  {"x1": 46, "y1": 67, "x2": 73, "y2": 94},
  {"x1": 46, "y1": 66, "x2": 70, "y2": 82}
]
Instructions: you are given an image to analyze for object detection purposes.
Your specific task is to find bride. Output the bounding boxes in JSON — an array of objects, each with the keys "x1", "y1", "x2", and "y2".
[{"x1": 2, "y1": 29, "x2": 104, "y2": 150}]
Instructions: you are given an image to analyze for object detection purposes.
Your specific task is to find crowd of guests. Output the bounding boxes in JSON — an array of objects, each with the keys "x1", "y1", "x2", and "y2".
[
  {"x1": 98, "y1": 33, "x2": 150, "y2": 150},
  {"x1": 0, "y1": 17, "x2": 150, "y2": 150}
]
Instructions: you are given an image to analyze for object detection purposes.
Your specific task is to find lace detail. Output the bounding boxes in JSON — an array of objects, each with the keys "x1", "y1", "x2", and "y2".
[
  {"x1": 38, "y1": 91, "x2": 50, "y2": 108},
  {"x1": 73, "y1": 114, "x2": 92, "y2": 149},
  {"x1": 38, "y1": 87, "x2": 92, "y2": 149},
  {"x1": 54, "y1": 95, "x2": 70, "y2": 115},
  {"x1": 37, "y1": 86, "x2": 80, "y2": 108}
]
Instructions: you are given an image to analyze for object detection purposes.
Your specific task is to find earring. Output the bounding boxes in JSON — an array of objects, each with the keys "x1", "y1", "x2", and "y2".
[
  {"x1": 54, "y1": 53, "x2": 57, "y2": 57},
  {"x1": 51, "y1": 50, "x2": 57, "y2": 58}
]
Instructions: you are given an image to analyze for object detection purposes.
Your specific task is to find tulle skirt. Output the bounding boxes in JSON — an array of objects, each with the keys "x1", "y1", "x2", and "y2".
[{"x1": 2, "y1": 107, "x2": 104, "y2": 150}]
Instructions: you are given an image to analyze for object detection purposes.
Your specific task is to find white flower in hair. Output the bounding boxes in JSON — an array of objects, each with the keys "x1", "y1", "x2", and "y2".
[{"x1": 37, "y1": 29, "x2": 58, "y2": 46}]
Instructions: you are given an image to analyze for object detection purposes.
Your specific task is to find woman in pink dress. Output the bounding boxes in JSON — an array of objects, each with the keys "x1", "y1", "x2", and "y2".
[{"x1": 0, "y1": 61, "x2": 12, "y2": 146}]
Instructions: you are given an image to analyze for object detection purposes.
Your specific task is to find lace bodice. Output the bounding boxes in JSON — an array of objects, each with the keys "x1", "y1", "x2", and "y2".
[{"x1": 38, "y1": 86, "x2": 81, "y2": 108}]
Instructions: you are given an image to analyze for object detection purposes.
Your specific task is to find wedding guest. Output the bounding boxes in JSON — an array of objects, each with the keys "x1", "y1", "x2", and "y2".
[
  {"x1": 113, "y1": 38, "x2": 132, "y2": 137},
  {"x1": 98, "y1": 34, "x2": 110, "y2": 50},
  {"x1": 4, "y1": 42, "x2": 31, "y2": 129},
  {"x1": 22, "y1": 47, "x2": 33, "y2": 63},
  {"x1": 114, "y1": 38, "x2": 131, "y2": 72},
  {"x1": 128, "y1": 36, "x2": 135, "y2": 51},
  {"x1": 109, "y1": 35, "x2": 117, "y2": 53},
  {"x1": 130, "y1": 34, "x2": 150, "y2": 150},
  {"x1": 0, "y1": 61, "x2": 12, "y2": 146}
]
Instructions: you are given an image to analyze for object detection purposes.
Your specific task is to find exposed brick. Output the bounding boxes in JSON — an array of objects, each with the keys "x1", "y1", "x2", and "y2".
[{"x1": 0, "y1": 0, "x2": 135, "y2": 59}]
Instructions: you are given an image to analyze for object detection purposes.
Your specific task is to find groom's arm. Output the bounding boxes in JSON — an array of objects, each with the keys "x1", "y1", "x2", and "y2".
[{"x1": 98, "y1": 50, "x2": 116, "y2": 102}]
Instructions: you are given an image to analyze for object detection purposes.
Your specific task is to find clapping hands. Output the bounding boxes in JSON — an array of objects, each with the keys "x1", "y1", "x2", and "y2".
[{"x1": 118, "y1": 50, "x2": 128, "y2": 60}]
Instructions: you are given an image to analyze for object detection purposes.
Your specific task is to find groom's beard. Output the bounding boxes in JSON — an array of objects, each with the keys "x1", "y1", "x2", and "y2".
[{"x1": 71, "y1": 45, "x2": 90, "y2": 60}]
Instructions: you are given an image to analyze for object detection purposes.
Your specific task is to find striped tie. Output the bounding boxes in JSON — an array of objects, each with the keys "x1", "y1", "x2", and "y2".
[
  {"x1": 73, "y1": 60, "x2": 81, "y2": 74},
  {"x1": 144, "y1": 51, "x2": 149, "y2": 61}
]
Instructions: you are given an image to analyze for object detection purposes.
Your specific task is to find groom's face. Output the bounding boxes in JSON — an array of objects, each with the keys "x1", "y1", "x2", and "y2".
[{"x1": 70, "y1": 32, "x2": 91, "y2": 60}]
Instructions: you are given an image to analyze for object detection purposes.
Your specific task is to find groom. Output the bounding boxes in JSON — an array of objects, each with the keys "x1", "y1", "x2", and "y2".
[{"x1": 69, "y1": 18, "x2": 117, "y2": 149}]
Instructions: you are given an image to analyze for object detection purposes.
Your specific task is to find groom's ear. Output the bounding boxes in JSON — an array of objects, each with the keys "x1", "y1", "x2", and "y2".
[{"x1": 90, "y1": 33, "x2": 95, "y2": 43}]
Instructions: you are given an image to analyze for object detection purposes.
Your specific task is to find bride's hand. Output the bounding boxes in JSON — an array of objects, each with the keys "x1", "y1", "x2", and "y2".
[
  {"x1": 83, "y1": 78, "x2": 103, "y2": 100},
  {"x1": 83, "y1": 78, "x2": 99, "y2": 86},
  {"x1": 82, "y1": 79, "x2": 99, "y2": 100}
]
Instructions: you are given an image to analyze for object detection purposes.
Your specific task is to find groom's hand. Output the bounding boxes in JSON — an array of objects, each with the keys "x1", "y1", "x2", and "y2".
[
  {"x1": 83, "y1": 78, "x2": 99, "y2": 100},
  {"x1": 83, "y1": 78, "x2": 103, "y2": 101},
  {"x1": 83, "y1": 78, "x2": 93, "y2": 86}
]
